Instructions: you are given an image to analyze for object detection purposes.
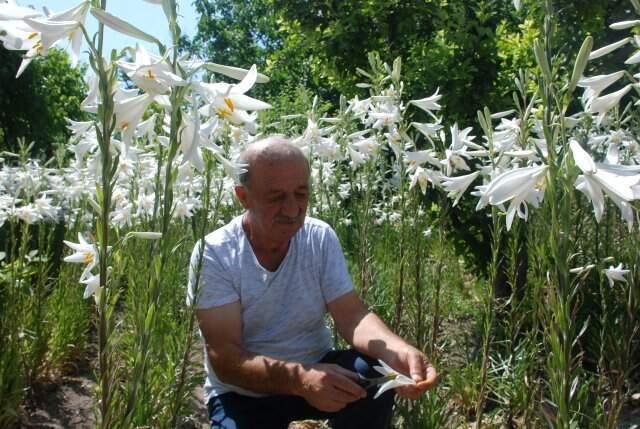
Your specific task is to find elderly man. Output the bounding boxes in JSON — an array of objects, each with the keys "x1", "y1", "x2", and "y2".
[{"x1": 189, "y1": 136, "x2": 437, "y2": 429}]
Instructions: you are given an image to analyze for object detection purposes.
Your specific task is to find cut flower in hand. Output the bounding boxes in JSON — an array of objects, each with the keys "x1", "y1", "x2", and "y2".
[{"x1": 371, "y1": 360, "x2": 416, "y2": 399}]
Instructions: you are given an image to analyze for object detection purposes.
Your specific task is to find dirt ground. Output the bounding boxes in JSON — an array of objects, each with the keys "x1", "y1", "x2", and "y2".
[{"x1": 15, "y1": 371, "x2": 640, "y2": 429}]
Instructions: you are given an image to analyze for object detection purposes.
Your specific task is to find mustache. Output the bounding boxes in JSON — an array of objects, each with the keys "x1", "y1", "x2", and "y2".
[{"x1": 274, "y1": 214, "x2": 302, "y2": 224}]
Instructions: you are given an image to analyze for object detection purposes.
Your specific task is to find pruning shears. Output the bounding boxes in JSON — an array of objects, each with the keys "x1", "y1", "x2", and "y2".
[{"x1": 356, "y1": 374, "x2": 396, "y2": 390}]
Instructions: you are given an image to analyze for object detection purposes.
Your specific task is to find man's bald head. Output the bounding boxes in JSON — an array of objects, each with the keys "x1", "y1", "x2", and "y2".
[{"x1": 238, "y1": 136, "x2": 309, "y2": 188}]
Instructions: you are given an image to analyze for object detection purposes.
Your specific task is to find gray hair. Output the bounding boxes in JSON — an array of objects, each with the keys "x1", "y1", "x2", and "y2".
[{"x1": 237, "y1": 136, "x2": 309, "y2": 187}]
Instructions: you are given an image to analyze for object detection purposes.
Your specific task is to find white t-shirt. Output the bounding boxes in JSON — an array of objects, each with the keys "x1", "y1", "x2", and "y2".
[{"x1": 187, "y1": 215, "x2": 353, "y2": 401}]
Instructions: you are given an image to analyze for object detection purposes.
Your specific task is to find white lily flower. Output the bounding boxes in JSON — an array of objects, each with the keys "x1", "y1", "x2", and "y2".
[
  {"x1": 195, "y1": 65, "x2": 271, "y2": 125},
  {"x1": 589, "y1": 37, "x2": 630, "y2": 60},
  {"x1": 14, "y1": 204, "x2": 41, "y2": 224},
  {"x1": 114, "y1": 92, "x2": 153, "y2": 146},
  {"x1": 116, "y1": 45, "x2": 186, "y2": 95},
  {"x1": 578, "y1": 71, "x2": 624, "y2": 101},
  {"x1": 66, "y1": 118, "x2": 94, "y2": 139},
  {"x1": 603, "y1": 263, "x2": 630, "y2": 287},
  {"x1": 80, "y1": 266, "x2": 111, "y2": 302},
  {"x1": 404, "y1": 149, "x2": 441, "y2": 171},
  {"x1": 348, "y1": 146, "x2": 367, "y2": 169},
  {"x1": 409, "y1": 166, "x2": 441, "y2": 194},
  {"x1": 587, "y1": 85, "x2": 632, "y2": 126},
  {"x1": 441, "y1": 171, "x2": 480, "y2": 206},
  {"x1": 0, "y1": 2, "x2": 42, "y2": 20},
  {"x1": 16, "y1": 19, "x2": 79, "y2": 77},
  {"x1": 351, "y1": 137, "x2": 380, "y2": 156},
  {"x1": 63, "y1": 233, "x2": 98, "y2": 281},
  {"x1": 41, "y1": 1, "x2": 89, "y2": 66},
  {"x1": 570, "y1": 140, "x2": 640, "y2": 228},
  {"x1": 34, "y1": 196, "x2": 58, "y2": 220},
  {"x1": 372, "y1": 360, "x2": 416, "y2": 400},
  {"x1": 409, "y1": 88, "x2": 442, "y2": 119},
  {"x1": 411, "y1": 121, "x2": 443, "y2": 139},
  {"x1": 11, "y1": 2, "x2": 90, "y2": 76},
  {"x1": 450, "y1": 123, "x2": 478, "y2": 150},
  {"x1": 80, "y1": 73, "x2": 99, "y2": 113},
  {"x1": 440, "y1": 148, "x2": 470, "y2": 176},
  {"x1": 474, "y1": 165, "x2": 548, "y2": 230},
  {"x1": 80, "y1": 271, "x2": 100, "y2": 299},
  {"x1": 0, "y1": 2, "x2": 42, "y2": 52},
  {"x1": 215, "y1": 154, "x2": 247, "y2": 184}
]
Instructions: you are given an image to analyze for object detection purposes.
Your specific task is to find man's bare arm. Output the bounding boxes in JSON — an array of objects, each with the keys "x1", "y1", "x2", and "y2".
[
  {"x1": 196, "y1": 301, "x2": 365, "y2": 411},
  {"x1": 328, "y1": 291, "x2": 437, "y2": 399}
]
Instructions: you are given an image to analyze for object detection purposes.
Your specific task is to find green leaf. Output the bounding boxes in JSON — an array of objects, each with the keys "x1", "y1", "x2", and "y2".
[
  {"x1": 533, "y1": 38, "x2": 552, "y2": 84},
  {"x1": 567, "y1": 36, "x2": 593, "y2": 95}
]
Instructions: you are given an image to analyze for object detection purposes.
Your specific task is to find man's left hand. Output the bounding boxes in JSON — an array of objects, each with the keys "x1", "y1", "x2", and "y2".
[{"x1": 392, "y1": 346, "x2": 437, "y2": 400}]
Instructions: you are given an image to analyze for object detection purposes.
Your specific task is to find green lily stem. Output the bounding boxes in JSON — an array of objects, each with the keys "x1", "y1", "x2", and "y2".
[
  {"x1": 475, "y1": 205, "x2": 501, "y2": 428},
  {"x1": 169, "y1": 162, "x2": 223, "y2": 428}
]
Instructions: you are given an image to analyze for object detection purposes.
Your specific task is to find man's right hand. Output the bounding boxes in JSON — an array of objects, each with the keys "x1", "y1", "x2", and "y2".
[{"x1": 298, "y1": 363, "x2": 367, "y2": 412}]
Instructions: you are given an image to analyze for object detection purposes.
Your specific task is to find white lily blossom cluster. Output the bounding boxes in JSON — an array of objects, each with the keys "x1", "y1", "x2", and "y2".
[
  {"x1": 0, "y1": 1, "x2": 89, "y2": 77},
  {"x1": 0, "y1": 1, "x2": 272, "y2": 299},
  {"x1": 1, "y1": 1, "x2": 638, "y2": 301}
]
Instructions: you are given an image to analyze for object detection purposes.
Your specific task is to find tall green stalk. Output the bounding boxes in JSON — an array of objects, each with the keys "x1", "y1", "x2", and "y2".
[
  {"x1": 87, "y1": 1, "x2": 119, "y2": 424},
  {"x1": 534, "y1": 2, "x2": 591, "y2": 426}
]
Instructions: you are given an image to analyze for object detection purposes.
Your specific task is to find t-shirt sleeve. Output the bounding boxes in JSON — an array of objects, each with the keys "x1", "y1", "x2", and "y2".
[
  {"x1": 320, "y1": 226, "x2": 354, "y2": 304},
  {"x1": 187, "y1": 240, "x2": 239, "y2": 309}
]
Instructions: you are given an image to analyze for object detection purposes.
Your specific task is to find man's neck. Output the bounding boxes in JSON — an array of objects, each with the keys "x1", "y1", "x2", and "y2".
[{"x1": 242, "y1": 213, "x2": 289, "y2": 255}]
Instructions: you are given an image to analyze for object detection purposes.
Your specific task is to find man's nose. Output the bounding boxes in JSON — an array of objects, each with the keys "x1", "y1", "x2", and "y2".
[{"x1": 282, "y1": 193, "x2": 300, "y2": 217}]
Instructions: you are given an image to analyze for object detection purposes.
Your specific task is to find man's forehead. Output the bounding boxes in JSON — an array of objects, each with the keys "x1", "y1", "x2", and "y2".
[{"x1": 245, "y1": 157, "x2": 308, "y2": 188}]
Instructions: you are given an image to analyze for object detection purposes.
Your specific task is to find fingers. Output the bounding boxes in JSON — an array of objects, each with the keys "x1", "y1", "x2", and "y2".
[
  {"x1": 396, "y1": 385, "x2": 423, "y2": 400},
  {"x1": 396, "y1": 362, "x2": 437, "y2": 400},
  {"x1": 330, "y1": 364, "x2": 361, "y2": 382},
  {"x1": 408, "y1": 352, "x2": 426, "y2": 382},
  {"x1": 420, "y1": 363, "x2": 437, "y2": 388},
  {"x1": 328, "y1": 367, "x2": 367, "y2": 399}
]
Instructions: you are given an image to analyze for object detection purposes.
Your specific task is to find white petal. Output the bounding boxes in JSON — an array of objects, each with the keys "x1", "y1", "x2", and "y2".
[
  {"x1": 202, "y1": 62, "x2": 269, "y2": 83},
  {"x1": 625, "y1": 50, "x2": 640, "y2": 65},
  {"x1": 589, "y1": 38, "x2": 631, "y2": 60},
  {"x1": 575, "y1": 175, "x2": 605, "y2": 222},
  {"x1": 227, "y1": 94, "x2": 271, "y2": 111},
  {"x1": 610, "y1": 20, "x2": 640, "y2": 30},
  {"x1": 232, "y1": 64, "x2": 257, "y2": 94},
  {"x1": 569, "y1": 140, "x2": 596, "y2": 174}
]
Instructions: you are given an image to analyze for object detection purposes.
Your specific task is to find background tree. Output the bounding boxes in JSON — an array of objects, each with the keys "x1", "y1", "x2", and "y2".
[
  {"x1": 0, "y1": 48, "x2": 86, "y2": 158},
  {"x1": 188, "y1": 0, "x2": 630, "y2": 275},
  {"x1": 190, "y1": 0, "x2": 628, "y2": 126}
]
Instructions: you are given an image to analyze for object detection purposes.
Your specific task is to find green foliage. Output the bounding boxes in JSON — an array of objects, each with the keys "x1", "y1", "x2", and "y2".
[
  {"x1": 0, "y1": 48, "x2": 86, "y2": 157},
  {"x1": 190, "y1": 0, "x2": 626, "y2": 127}
]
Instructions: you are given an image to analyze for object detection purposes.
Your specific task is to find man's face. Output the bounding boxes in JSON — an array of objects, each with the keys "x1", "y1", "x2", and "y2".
[{"x1": 236, "y1": 157, "x2": 309, "y2": 244}]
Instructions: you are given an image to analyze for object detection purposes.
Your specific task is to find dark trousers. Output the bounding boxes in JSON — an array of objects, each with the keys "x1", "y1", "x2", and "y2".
[{"x1": 208, "y1": 349, "x2": 395, "y2": 429}]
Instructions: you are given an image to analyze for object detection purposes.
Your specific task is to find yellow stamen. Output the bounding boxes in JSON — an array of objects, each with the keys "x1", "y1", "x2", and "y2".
[
  {"x1": 83, "y1": 252, "x2": 94, "y2": 264},
  {"x1": 224, "y1": 97, "x2": 235, "y2": 112},
  {"x1": 121, "y1": 122, "x2": 130, "y2": 130},
  {"x1": 27, "y1": 32, "x2": 39, "y2": 40},
  {"x1": 146, "y1": 69, "x2": 156, "y2": 80},
  {"x1": 216, "y1": 107, "x2": 232, "y2": 119}
]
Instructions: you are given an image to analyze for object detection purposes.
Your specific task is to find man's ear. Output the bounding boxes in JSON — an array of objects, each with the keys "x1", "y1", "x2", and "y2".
[{"x1": 235, "y1": 185, "x2": 250, "y2": 209}]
